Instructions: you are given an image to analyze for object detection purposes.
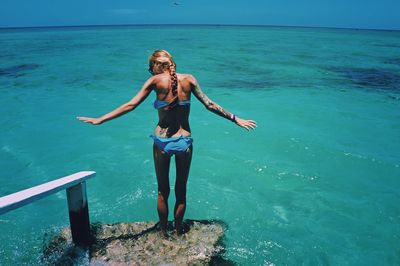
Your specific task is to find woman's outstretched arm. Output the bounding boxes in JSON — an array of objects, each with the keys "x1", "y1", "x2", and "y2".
[
  {"x1": 190, "y1": 75, "x2": 257, "y2": 131},
  {"x1": 77, "y1": 77, "x2": 154, "y2": 125}
]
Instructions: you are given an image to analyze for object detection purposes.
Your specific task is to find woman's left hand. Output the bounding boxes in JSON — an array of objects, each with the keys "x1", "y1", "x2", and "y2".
[
  {"x1": 235, "y1": 117, "x2": 257, "y2": 131},
  {"x1": 76, "y1": 116, "x2": 103, "y2": 125}
]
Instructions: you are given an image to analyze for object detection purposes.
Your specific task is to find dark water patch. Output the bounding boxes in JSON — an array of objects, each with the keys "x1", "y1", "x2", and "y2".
[
  {"x1": 172, "y1": 37, "x2": 192, "y2": 41},
  {"x1": 374, "y1": 43, "x2": 400, "y2": 48},
  {"x1": 326, "y1": 66, "x2": 400, "y2": 91},
  {"x1": 384, "y1": 58, "x2": 400, "y2": 66},
  {"x1": 214, "y1": 60, "x2": 251, "y2": 73},
  {"x1": 0, "y1": 64, "x2": 41, "y2": 78},
  {"x1": 388, "y1": 94, "x2": 400, "y2": 101}
]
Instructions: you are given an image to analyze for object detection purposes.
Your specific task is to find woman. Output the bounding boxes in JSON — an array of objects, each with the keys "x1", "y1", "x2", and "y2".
[{"x1": 77, "y1": 50, "x2": 257, "y2": 235}]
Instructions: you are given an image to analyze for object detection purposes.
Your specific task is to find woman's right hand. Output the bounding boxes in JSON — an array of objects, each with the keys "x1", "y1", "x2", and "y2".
[
  {"x1": 76, "y1": 116, "x2": 103, "y2": 125},
  {"x1": 235, "y1": 117, "x2": 257, "y2": 131}
]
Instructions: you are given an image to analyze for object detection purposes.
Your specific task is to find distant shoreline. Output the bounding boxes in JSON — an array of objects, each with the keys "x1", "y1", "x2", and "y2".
[{"x1": 0, "y1": 23, "x2": 399, "y2": 33}]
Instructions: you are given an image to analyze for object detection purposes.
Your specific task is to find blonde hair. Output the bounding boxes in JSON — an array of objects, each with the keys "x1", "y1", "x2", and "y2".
[{"x1": 148, "y1": 50, "x2": 178, "y2": 96}]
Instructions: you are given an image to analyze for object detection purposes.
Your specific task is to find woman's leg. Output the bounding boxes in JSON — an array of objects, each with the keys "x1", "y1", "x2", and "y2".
[
  {"x1": 174, "y1": 145, "x2": 193, "y2": 234},
  {"x1": 153, "y1": 144, "x2": 171, "y2": 234}
]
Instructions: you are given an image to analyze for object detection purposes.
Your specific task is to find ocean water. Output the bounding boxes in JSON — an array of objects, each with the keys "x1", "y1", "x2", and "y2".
[{"x1": 0, "y1": 25, "x2": 400, "y2": 265}]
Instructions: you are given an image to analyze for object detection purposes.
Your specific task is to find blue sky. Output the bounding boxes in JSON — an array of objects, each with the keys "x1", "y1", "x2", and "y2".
[{"x1": 1, "y1": 0, "x2": 399, "y2": 30}]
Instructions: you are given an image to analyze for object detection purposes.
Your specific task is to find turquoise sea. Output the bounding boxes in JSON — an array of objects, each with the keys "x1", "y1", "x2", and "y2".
[{"x1": 1, "y1": 25, "x2": 400, "y2": 265}]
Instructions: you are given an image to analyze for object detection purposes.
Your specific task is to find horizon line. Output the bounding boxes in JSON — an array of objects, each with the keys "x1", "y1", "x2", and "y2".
[{"x1": 0, "y1": 23, "x2": 399, "y2": 32}]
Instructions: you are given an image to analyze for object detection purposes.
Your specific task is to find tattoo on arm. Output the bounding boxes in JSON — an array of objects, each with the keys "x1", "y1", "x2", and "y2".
[{"x1": 192, "y1": 84, "x2": 232, "y2": 120}]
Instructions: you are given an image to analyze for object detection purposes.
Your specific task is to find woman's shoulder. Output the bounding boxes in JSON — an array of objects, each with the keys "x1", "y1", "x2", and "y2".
[
  {"x1": 150, "y1": 73, "x2": 170, "y2": 85},
  {"x1": 177, "y1": 73, "x2": 197, "y2": 85}
]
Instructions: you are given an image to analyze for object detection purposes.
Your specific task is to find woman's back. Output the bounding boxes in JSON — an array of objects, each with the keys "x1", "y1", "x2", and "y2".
[{"x1": 152, "y1": 73, "x2": 194, "y2": 138}]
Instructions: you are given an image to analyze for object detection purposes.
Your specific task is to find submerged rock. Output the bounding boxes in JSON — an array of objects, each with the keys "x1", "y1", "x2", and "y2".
[{"x1": 41, "y1": 220, "x2": 227, "y2": 265}]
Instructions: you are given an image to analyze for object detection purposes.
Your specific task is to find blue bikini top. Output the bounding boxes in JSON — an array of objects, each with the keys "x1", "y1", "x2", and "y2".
[{"x1": 153, "y1": 99, "x2": 191, "y2": 109}]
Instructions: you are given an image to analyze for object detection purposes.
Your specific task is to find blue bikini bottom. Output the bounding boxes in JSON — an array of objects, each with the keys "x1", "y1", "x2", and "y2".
[{"x1": 150, "y1": 135, "x2": 193, "y2": 156}]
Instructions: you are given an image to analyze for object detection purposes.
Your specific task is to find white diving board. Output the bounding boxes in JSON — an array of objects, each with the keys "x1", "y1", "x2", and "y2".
[
  {"x1": 0, "y1": 171, "x2": 95, "y2": 214},
  {"x1": 0, "y1": 171, "x2": 96, "y2": 245}
]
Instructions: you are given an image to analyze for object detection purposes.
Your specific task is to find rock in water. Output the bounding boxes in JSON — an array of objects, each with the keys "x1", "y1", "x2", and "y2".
[{"x1": 41, "y1": 220, "x2": 226, "y2": 265}]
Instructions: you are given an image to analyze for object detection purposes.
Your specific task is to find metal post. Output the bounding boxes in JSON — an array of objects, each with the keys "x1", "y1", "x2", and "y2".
[{"x1": 66, "y1": 181, "x2": 91, "y2": 246}]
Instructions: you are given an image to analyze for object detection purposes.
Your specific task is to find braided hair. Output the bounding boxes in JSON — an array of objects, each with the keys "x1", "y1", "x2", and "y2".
[{"x1": 168, "y1": 61, "x2": 178, "y2": 96}]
